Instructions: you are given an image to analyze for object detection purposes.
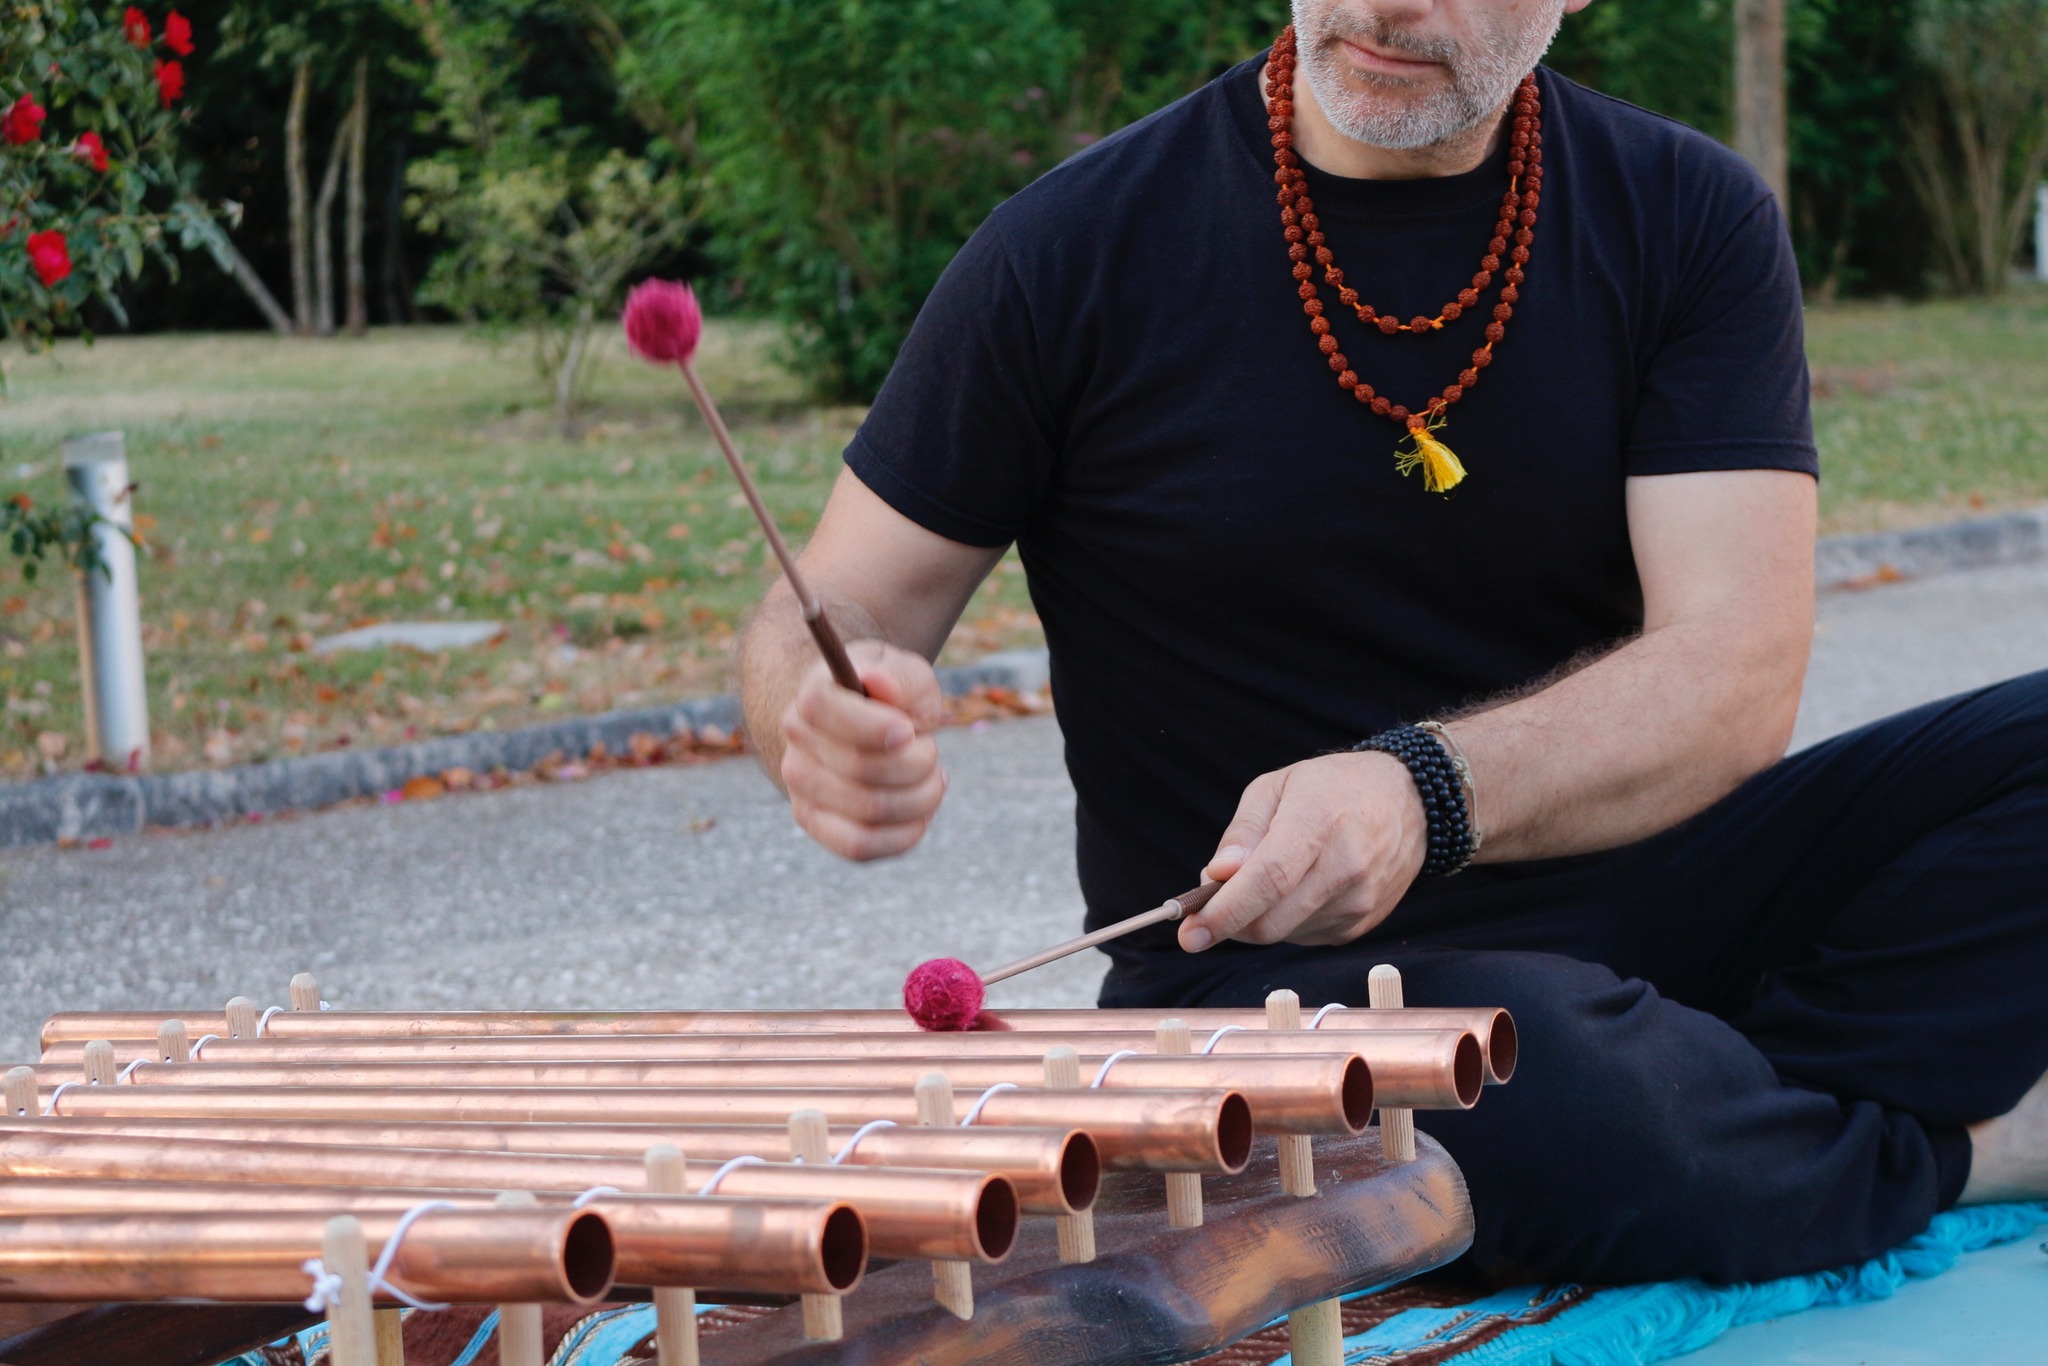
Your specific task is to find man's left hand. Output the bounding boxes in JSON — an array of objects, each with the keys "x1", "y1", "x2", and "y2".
[{"x1": 1178, "y1": 751, "x2": 1428, "y2": 952}]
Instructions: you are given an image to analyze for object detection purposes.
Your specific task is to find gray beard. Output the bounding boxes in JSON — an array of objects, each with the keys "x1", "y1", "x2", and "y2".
[{"x1": 1290, "y1": 2, "x2": 1562, "y2": 152}]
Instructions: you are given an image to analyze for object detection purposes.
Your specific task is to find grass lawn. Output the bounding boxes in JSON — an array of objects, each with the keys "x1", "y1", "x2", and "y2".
[{"x1": 0, "y1": 290, "x2": 2043, "y2": 780}]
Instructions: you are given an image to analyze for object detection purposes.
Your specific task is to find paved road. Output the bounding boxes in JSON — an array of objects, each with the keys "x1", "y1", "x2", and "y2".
[{"x1": 2, "y1": 559, "x2": 2045, "y2": 1058}]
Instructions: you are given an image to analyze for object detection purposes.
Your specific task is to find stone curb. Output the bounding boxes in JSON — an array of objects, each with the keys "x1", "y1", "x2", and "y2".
[
  {"x1": 6, "y1": 498, "x2": 2044, "y2": 852},
  {"x1": 0, "y1": 649, "x2": 1051, "y2": 850}
]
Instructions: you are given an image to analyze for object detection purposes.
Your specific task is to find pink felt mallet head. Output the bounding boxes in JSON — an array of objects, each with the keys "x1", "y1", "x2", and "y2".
[
  {"x1": 903, "y1": 957, "x2": 986, "y2": 1032},
  {"x1": 622, "y1": 278, "x2": 704, "y2": 365}
]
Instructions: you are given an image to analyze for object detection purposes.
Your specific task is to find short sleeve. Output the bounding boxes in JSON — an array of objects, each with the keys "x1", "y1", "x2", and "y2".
[
  {"x1": 843, "y1": 220, "x2": 1060, "y2": 548},
  {"x1": 1624, "y1": 195, "x2": 1818, "y2": 478}
]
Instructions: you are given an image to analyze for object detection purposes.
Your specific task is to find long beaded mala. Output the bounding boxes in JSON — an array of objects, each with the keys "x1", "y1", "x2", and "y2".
[{"x1": 1266, "y1": 25, "x2": 1543, "y2": 493}]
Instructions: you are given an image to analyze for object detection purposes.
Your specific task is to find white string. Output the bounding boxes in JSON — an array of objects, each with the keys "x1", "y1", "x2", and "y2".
[
  {"x1": 319, "y1": 1000, "x2": 333, "y2": 1011},
  {"x1": 571, "y1": 1186, "x2": 620, "y2": 1208},
  {"x1": 960, "y1": 1083, "x2": 1017, "y2": 1125},
  {"x1": 1090, "y1": 1050, "x2": 1139, "y2": 1088},
  {"x1": 830, "y1": 1119, "x2": 897, "y2": 1162},
  {"x1": 364, "y1": 1200, "x2": 458, "y2": 1311},
  {"x1": 256, "y1": 1006, "x2": 285, "y2": 1037},
  {"x1": 1308, "y1": 1003, "x2": 1349, "y2": 1029},
  {"x1": 1200, "y1": 1025, "x2": 1247, "y2": 1055},
  {"x1": 190, "y1": 1033, "x2": 220, "y2": 1059},
  {"x1": 302, "y1": 1200, "x2": 457, "y2": 1313},
  {"x1": 117, "y1": 1058, "x2": 145, "y2": 1081},
  {"x1": 42, "y1": 1082, "x2": 77, "y2": 1116},
  {"x1": 696, "y1": 1155, "x2": 767, "y2": 1195}
]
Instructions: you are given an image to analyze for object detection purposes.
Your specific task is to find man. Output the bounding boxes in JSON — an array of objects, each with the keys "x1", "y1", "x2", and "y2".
[{"x1": 740, "y1": 0, "x2": 2048, "y2": 1284}]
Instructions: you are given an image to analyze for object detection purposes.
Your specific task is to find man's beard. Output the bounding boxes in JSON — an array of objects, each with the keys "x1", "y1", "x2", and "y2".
[{"x1": 1289, "y1": 1, "x2": 1564, "y2": 152}]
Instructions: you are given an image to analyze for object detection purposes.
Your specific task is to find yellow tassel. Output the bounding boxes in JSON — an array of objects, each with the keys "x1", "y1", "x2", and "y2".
[{"x1": 1394, "y1": 421, "x2": 1467, "y2": 494}]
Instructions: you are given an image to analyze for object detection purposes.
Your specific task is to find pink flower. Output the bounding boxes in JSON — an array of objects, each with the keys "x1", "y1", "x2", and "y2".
[
  {"x1": 164, "y1": 10, "x2": 195, "y2": 57},
  {"x1": 622, "y1": 279, "x2": 703, "y2": 364},
  {"x1": 154, "y1": 59, "x2": 184, "y2": 107},
  {"x1": 26, "y1": 230, "x2": 71, "y2": 287},
  {"x1": 2, "y1": 93, "x2": 45, "y2": 145},
  {"x1": 123, "y1": 7, "x2": 151, "y2": 47},
  {"x1": 72, "y1": 131, "x2": 109, "y2": 172}
]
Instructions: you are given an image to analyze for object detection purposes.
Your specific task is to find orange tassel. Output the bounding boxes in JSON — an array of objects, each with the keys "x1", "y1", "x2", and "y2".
[{"x1": 1395, "y1": 419, "x2": 1467, "y2": 494}]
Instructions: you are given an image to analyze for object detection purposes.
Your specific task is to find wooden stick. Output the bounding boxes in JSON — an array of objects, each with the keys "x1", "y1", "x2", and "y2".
[
  {"x1": 224, "y1": 996, "x2": 260, "y2": 1040},
  {"x1": 322, "y1": 1215, "x2": 378, "y2": 1366},
  {"x1": 645, "y1": 1143, "x2": 700, "y2": 1366},
  {"x1": 290, "y1": 973, "x2": 323, "y2": 1012},
  {"x1": 1368, "y1": 966, "x2": 1416, "y2": 1162},
  {"x1": 4, "y1": 1066, "x2": 37, "y2": 1118},
  {"x1": 1042, "y1": 1048, "x2": 1096, "y2": 1263},
  {"x1": 156, "y1": 1019, "x2": 190, "y2": 1063},
  {"x1": 915, "y1": 1074, "x2": 975, "y2": 1319},
  {"x1": 676, "y1": 359, "x2": 863, "y2": 695},
  {"x1": 1265, "y1": 991, "x2": 1316, "y2": 1196},
  {"x1": 1156, "y1": 1021, "x2": 1204, "y2": 1229},
  {"x1": 980, "y1": 883, "x2": 1219, "y2": 987},
  {"x1": 82, "y1": 1040, "x2": 117, "y2": 1086},
  {"x1": 373, "y1": 1307, "x2": 406, "y2": 1366},
  {"x1": 1285, "y1": 1297, "x2": 1345, "y2": 1366},
  {"x1": 787, "y1": 1111, "x2": 845, "y2": 1341},
  {"x1": 492, "y1": 1192, "x2": 544, "y2": 1366}
]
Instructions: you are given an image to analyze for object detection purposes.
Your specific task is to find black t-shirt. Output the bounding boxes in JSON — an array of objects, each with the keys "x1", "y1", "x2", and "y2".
[{"x1": 844, "y1": 55, "x2": 1816, "y2": 998}]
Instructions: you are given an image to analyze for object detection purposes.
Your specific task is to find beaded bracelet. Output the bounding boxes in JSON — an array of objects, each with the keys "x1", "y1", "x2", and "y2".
[{"x1": 1353, "y1": 724, "x2": 1478, "y2": 877}]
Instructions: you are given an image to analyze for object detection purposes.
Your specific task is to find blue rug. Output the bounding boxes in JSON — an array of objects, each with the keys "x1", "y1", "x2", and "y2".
[{"x1": 1286, "y1": 1201, "x2": 2048, "y2": 1366}]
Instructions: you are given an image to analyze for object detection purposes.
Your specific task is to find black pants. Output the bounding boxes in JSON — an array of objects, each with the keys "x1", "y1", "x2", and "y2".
[{"x1": 1101, "y1": 670, "x2": 2048, "y2": 1285}]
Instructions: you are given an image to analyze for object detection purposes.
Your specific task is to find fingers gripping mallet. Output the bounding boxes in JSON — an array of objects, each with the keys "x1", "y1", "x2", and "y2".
[{"x1": 622, "y1": 280, "x2": 866, "y2": 696}]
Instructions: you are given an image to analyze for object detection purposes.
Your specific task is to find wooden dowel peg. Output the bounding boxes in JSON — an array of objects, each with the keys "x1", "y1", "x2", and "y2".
[
  {"x1": 321, "y1": 1215, "x2": 378, "y2": 1366},
  {"x1": 373, "y1": 1306, "x2": 406, "y2": 1366},
  {"x1": 1286, "y1": 1297, "x2": 1345, "y2": 1366},
  {"x1": 224, "y1": 996, "x2": 260, "y2": 1039},
  {"x1": 290, "y1": 973, "x2": 323, "y2": 1012},
  {"x1": 645, "y1": 1143, "x2": 700, "y2": 1366},
  {"x1": 493, "y1": 1192, "x2": 544, "y2": 1366},
  {"x1": 1265, "y1": 991, "x2": 1316, "y2": 1196},
  {"x1": 82, "y1": 1040, "x2": 117, "y2": 1086},
  {"x1": 787, "y1": 1111, "x2": 844, "y2": 1341},
  {"x1": 156, "y1": 1019, "x2": 190, "y2": 1063},
  {"x1": 4, "y1": 1066, "x2": 38, "y2": 1118},
  {"x1": 915, "y1": 1074, "x2": 975, "y2": 1320},
  {"x1": 1156, "y1": 1021, "x2": 1204, "y2": 1229},
  {"x1": 1042, "y1": 1048, "x2": 1096, "y2": 1263},
  {"x1": 1368, "y1": 965, "x2": 1416, "y2": 1163}
]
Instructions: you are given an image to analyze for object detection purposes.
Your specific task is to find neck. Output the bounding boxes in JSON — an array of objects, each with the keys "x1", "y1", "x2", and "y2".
[{"x1": 1262, "y1": 60, "x2": 1510, "y2": 180}]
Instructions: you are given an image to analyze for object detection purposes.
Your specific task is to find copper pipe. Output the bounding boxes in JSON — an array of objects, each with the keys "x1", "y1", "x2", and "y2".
[
  {"x1": 93, "y1": 1054, "x2": 1371, "y2": 1133},
  {"x1": 0, "y1": 1128, "x2": 1010, "y2": 1263},
  {"x1": 44, "y1": 1006, "x2": 1516, "y2": 1082},
  {"x1": 57, "y1": 1028, "x2": 1475, "y2": 1111},
  {"x1": 3, "y1": 1116, "x2": 1096, "y2": 1217},
  {"x1": 0, "y1": 1206, "x2": 612, "y2": 1305},
  {"x1": 0, "y1": 1178, "x2": 863, "y2": 1295},
  {"x1": 35, "y1": 1082, "x2": 1247, "y2": 1173}
]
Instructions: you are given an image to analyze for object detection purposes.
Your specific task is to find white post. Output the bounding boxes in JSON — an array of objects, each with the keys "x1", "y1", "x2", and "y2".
[
  {"x1": 2035, "y1": 182, "x2": 2048, "y2": 284},
  {"x1": 61, "y1": 432, "x2": 148, "y2": 770}
]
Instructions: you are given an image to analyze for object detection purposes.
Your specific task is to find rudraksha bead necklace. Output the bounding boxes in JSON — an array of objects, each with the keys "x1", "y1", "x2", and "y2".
[{"x1": 1267, "y1": 24, "x2": 1543, "y2": 493}]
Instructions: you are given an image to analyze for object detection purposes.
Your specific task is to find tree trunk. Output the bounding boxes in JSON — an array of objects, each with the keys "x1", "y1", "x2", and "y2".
[
  {"x1": 380, "y1": 132, "x2": 416, "y2": 324},
  {"x1": 312, "y1": 107, "x2": 350, "y2": 337},
  {"x1": 1732, "y1": 0, "x2": 1787, "y2": 206},
  {"x1": 344, "y1": 55, "x2": 370, "y2": 336},
  {"x1": 208, "y1": 216, "x2": 295, "y2": 335},
  {"x1": 285, "y1": 60, "x2": 314, "y2": 336},
  {"x1": 553, "y1": 301, "x2": 596, "y2": 439}
]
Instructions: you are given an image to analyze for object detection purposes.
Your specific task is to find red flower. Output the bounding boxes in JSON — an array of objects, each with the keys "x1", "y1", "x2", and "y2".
[
  {"x1": 72, "y1": 131, "x2": 109, "y2": 172},
  {"x1": 123, "y1": 7, "x2": 151, "y2": 46},
  {"x1": 154, "y1": 59, "x2": 184, "y2": 107},
  {"x1": 165, "y1": 10, "x2": 194, "y2": 57},
  {"x1": 8, "y1": 493, "x2": 31, "y2": 511},
  {"x1": 2, "y1": 93, "x2": 45, "y2": 145},
  {"x1": 26, "y1": 230, "x2": 71, "y2": 287}
]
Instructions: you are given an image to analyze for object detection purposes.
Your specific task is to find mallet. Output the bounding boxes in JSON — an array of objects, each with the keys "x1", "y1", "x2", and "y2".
[
  {"x1": 903, "y1": 882, "x2": 1220, "y2": 1031},
  {"x1": 622, "y1": 279, "x2": 864, "y2": 695}
]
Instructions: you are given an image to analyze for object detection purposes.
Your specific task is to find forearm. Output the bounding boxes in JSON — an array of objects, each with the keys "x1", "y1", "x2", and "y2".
[
  {"x1": 738, "y1": 581, "x2": 887, "y2": 790},
  {"x1": 1446, "y1": 612, "x2": 1807, "y2": 862}
]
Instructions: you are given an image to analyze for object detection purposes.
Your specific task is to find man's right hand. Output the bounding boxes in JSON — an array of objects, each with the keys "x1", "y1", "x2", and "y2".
[{"x1": 778, "y1": 638, "x2": 948, "y2": 861}]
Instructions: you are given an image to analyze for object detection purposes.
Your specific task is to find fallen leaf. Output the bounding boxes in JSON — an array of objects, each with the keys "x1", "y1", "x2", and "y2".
[
  {"x1": 401, "y1": 775, "x2": 446, "y2": 801},
  {"x1": 1, "y1": 598, "x2": 23, "y2": 616}
]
